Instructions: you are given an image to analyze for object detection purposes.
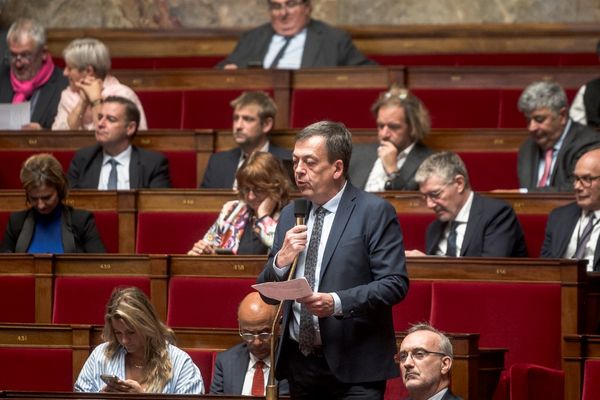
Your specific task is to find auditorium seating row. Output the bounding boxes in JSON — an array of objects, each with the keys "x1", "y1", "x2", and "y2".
[
  {"x1": 0, "y1": 128, "x2": 531, "y2": 190},
  {"x1": 0, "y1": 189, "x2": 574, "y2": 255},
  {"x1": 0, "y1": 255, "x2": 592, "y2": 399}
]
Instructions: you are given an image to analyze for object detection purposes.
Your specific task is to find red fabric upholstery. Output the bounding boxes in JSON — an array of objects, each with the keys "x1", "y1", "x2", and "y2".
[
  {"x1": 392, "y1": 281, "x2": 432, "y2": 332},
  {"x1": 52, "y1": 276, "x2": 151, "y2": 324},
  {"x1": 509, "y1": 363, "x2": 564, "y2": 400},
  {"x1": 0, "y1": 211, "x2": 10, "y2": 243},
  {"x1": 0, "y1": 347, "x2": 73, "y2": 391},
  {"x1": 185, "y1": 349, "x2": 216, "y2": 391},
  {"x1": 0, "y1": 150, "x2": 73, "y2": 189},
  {"x1": 290, "y1": 89, "x2": 381, "y2": 129},
  {"x1": 135, "y1": 211, "x2": 218, "y2": 254},
  {"x1": 457, "y1": 151, "x2": 519, "y2": 191},
  {"x1": 384, "y1": 376, "x2": 409, "y2": 400},
  {"x1": 161, "y1": 151, "x2": 197, "y2": 188},
  {"x1": 154, "y1": 56, "x2": 224, "y2": 69},
  {"x1": 370, "y1": 54, "x2": 458, "y2": 66},
  {"x1": 92, "y1": 211, "x2": 119, "y2": 253},
  {"x1": 517, "y1": 214, "x2": 548, "y2": 258},
  {"x1": 167, "y1": 277, "x2": 255, "y2": 328},
  {"x1": 137, "y1": 91, "x2": 183, "y2": 129},
  {"x1": 411, "y1": 89, "x2": 502, "y2": 128},
  {"x1": 396, "y1": 213, "x2": 436, "y2": 252},
  {"x1": 0, "y1": 275, "x2": 35, "y2": 323},
  {"x1": 430, "y1": 281, "x2": 562, "y2": 369},
  {"x1": 582, "y1": 359, "x2": 600, "y2": 400}
]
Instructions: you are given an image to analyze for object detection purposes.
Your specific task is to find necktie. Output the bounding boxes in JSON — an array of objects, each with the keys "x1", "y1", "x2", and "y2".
[
  {"x1": 446, "y1": 221, "x2": 458, "y2": 257},
  {"x1": 298, "y1": 207, "x2": 327, "y2": 356},
  {"x1": 251, "y1": 360, "x2": 265, "y2": 396},
  {"x1": 537, "y1": 148, "x2": 554, "y2": 187},
  {"x1": 107, "y1": 158, "x2": 118, "y2": 190},
  {"x1": 575, "y1": 212, "x2": 596, "y2": 259},
  {"x1": 269, "y1": 36, "x2": 293, "y2": 69}
]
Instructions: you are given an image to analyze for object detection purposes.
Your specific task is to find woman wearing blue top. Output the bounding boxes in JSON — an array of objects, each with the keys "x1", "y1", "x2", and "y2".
[
  {"x1": 0, "y1": 153, "x2": 105, "y2": 253},
  {"x1": 75, "y1": 287, "x2": 204, "y2": 394}
]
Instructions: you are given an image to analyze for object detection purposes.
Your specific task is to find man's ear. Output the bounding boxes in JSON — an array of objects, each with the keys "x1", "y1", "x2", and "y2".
[
  {"x1": 455, "y1": 175, "x2": 466, "y2": 193},
  {"x1": 333, "y1": 159, "x2": 344, "y2": 180},
  {"x1": 261, "y1": 117, "x2": 274, "y2": 134},
  {"x1": 440, "y1": 356, "x2": 452, "y2": 375},
  {"x1": 126, "y1": 121, "x2": 137, "y2": 138}
]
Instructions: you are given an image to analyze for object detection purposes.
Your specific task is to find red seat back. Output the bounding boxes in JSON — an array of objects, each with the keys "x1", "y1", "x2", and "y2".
[
  {"x1": 167, "y1": 277, "x2": 255, "y2": 328},
  {"x1": 517, "y1": 214, "x2": 548, "y2": 258},
  {"x1": 0, "y1": 150, "x2": 74, "y2": 189},
  {"x1": 0, "y1": 348, "x2": 73, "y2": 391},
  {"x1": 392, "y1": 280, "x2": 432, "y2": 332},
  {"x1": 52, "y1": 276, "x2": 151, "y2": 324},
  {"x1": 92, "y1": 211, "x2": 120, "y2": 253},
  {"x1": 161, "y1": 151, "x2": 197, "y2": 189},
  {"x1": 582, "y1": 359, "x2": 600, "y2": 400},
  {"x1": 185, "y1": 349, "x2": 216, "y2": 391},
  {"x1": 0, "y1": 275, "x2": 35, "y2": 323},
  {"x1": 396, "y1": 213, "x2": 436, "y2": 252},
  {"x1": 137, "y1": 91, "x2": 183, "y2": 129},
  {"x1": 457, "y1": 151, "x2": 519, "y2": 191},
  {"x1": 509, "y1": 363, "x2": 565, "y2": 400}
]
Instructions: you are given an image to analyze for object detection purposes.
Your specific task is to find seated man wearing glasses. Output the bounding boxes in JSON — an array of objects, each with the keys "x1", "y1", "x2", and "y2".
[
  {"x1": 542, "y1": 147, "x2": 600, "y2": 271},
  {"x1": 210, "y1": 292, "x2": 289, "y2": 396},
  {"x1": 217, "y1": 0, "x2": 374, "y2": 69},
  {"x1": 406, "y1": 152, "x2": 527, "y2": 257},
  {"x1": 398, "y1": 323, "x2": 463, "y2": 400}
]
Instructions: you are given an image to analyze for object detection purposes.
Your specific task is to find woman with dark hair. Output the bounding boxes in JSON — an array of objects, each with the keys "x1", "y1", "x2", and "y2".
[
  {"x1": 0, "y1": 153, "x2": 105, "y2": 253},
  {"x1": 188, "y1": 151, "x2": 292, "y2": 255},
  {"x1": 75, "y1": 287, "x2": 204, "y2": 394}
]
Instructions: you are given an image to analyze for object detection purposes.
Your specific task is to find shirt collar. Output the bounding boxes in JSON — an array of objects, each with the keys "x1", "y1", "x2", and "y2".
[
  {"x1": 312, "y1": 181, "x2": 346, "y2": 215},
  {"x1": 103, "y1": 145, "x2": 132, "y2": 165},
  {"x1": 454, "y1": 191, "x2": 474, "y2": 224}
]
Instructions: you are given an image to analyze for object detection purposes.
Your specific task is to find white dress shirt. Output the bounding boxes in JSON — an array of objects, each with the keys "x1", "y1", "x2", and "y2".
[
  {"x1": 98, "y1": 146, "x2": 132, "y2": 190},
  {"x1": 564, "y1": 209, "x2": 600, "y2": 271},
  {"x1": 263, "y1": 29, "x2": 307, "y2": 70},
  {"x1": 435, "y1": 191, "x2": 474, "y2": 256},
  {"x1": 364, "y1": 142, "x2": 416, "y2": 192},
  {"x1": 241, "y1": 354, "x2": 271, "y2": 396}
]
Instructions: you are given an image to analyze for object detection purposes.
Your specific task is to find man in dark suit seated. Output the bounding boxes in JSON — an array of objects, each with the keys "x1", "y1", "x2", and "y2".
[
  {"x1": 517, "y1": 80, "x2": 600, "y2": 192},
  {"x1": 218, "y1": 0, "x2": 375, "y2": 69},
  {"x1": 210, "y1": 292, "x2": 289, "y2": 396},
  {"x1": 569, "y1": 40, "x2": 600, "y2": 129},
  {"x1": 200, "y1": 91, "x2": 291, "y2": 189},
  {"x1": 398, "y1": 323, "x2": 463, "y2": 400},
  {"x1": 406, "y1": 152, "x2": 527, "y2": 257},
  {"x1": 542, "y1": 147, "x2": 600, "y2": 271},
  {"x1": 349, "y1": 85, "x2": 433, "y2": 192},
  {"x1": 0, "y1": 18, "x2": 68, "y2": 129},
  {"x1": 258, "y1": 121, "x2": 408, "y2": 399},
  {"x1": 68, "y1": 95, "x2": 171, "y2": 189}
]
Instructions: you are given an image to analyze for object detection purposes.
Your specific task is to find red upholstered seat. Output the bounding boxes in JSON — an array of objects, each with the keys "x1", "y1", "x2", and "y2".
[
  {"x1": 457, "y1": 151, "x2": 519, "y2": 191},
  {"x1": 430, "y1": 281, "x2": 562, "y2": 370},
  {"x1": 392, "y1": 281, "x2": 432, "y2": 332},
  {"x1": 396, "y1": 213, "x2": 436, "y2": 253},
  {"x1": 517, "y1": 214, "x2": 548, "y2": 258},
  {"x1": 0, "y1": 150, "x2": 74, "y2": 189},
  {"x1": 0, "y1": 275, "x2": 35, "y2": 323},
  {"x1": 185, "y1": 349, "x2": 216, "y2": 391},
  {"x1": 52, "y1": 276, "x2": 151, "y2": 324},
  {"x1": 135, "y1": 211, "x2": 218, "y2": 254},
  {"x1": 0, "y1": 347, "x2": 73, "y2": 391},
  {"x1": 384, "y1": 376, "x2": 409, "y2": 400},
  {"x1": 92, "y1": 211, "x2": 119, "y2": 253},
  {"x1": 290, "y1": 89, "x2": 381, "y2": 129},
  {"x1": 0, "y1": 211, "x2": 10, "y2": 243},
  {"x1": 161, "y1": 151, "x2": 197, "y2": 188},
  {"x1": 582, "y1": 359, "x2": 600, "y2": 400},
  {"x1": 509, "y1": 363, "x2": 564, "y2": 400},
  {"x1": 167, "y1": 277, "x2": 255, "y2": 328},
  {"x1": 137, "y1": 91, "x2": 183, "y2": 129}
]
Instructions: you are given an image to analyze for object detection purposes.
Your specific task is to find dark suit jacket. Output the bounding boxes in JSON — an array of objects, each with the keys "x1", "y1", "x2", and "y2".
[
  {"x1": 0, "y1": 63, "x2": 68, "y2": 129},
  {"x1": 217, "y1": 19, "x2": 375, "y2": 69},
  {"x1": 541, "y1": 201, "x2": 600, "y2": 270},
  {"x1": 348, "y1": 141, "x2": 433, "y2": 191},
  {"x1": 68, "y1": 144, "x2": 171, "y2": 189},
  {"x1": 209, "y1": 343, "x2": 289, "y2": 395},
  {"x1": 425, "y1": 193, "x2": 527, "y2": 257},
  {"x1": 518, "y1": 121, "x2": 600, "y2": 192},
  {"x1": 200, "y1": 145, "x2": 292, "y2": 189},
  {"x1": 257, "y1": 183, "x2": 409, "y2": 383},
  {"x1": 0, "y1": 205, "x2": 106, "y2": 253},
  {"x1": 583, "y1": 77, "x2": 600, "y2": 128}
]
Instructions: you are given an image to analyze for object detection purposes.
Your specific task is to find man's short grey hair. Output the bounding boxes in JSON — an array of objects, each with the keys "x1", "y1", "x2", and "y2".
[
  {"x1": 7, "y1": 18, "x2": 46, "y2": 50},
  {"x1": 296, "y1": 120, "x2": 352, "y2": 178},
  {"x1": 415, "y1": 151, "x2": 470, "y2": 189},
  {"x1": 63, "y1": 38, "x2": 111, "y2": 79},
  {"x1": 407, "y1": 323, "x2": 453, "y2": 359},
  {"x1": 517, "y1": 80, "x2": 568, "y2": 116}
]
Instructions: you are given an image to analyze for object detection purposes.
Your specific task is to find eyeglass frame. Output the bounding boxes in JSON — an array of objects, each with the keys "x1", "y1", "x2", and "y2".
[
  {"x1": 8, "y1": 49, "x2": 40, "y2": 64},
  {"x1": 420, "y1": 183, "x2": 450, "y2": 202},
  {"x1": 571, "y1": 174, "x2": 600, "y2": 188},
  {"x1": 238, "y1": 186, "x2": 268, "y2": 197},
  {"x1": 395, "y1": 348, "x2": 448, "y2": 364},
  {"x1": 268, "y1": 0, "x2": 307, "y2": 12},
  {"x1": 239, "y1": 330, "x2": 273, "y2": 342}
]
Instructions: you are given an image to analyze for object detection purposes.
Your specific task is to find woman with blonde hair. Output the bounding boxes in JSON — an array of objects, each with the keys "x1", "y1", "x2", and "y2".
[
  {"x1": 75, "y1": 287, "x2": 203, "y2": 394},
  {"x1": 188, "y1": 151, "x2": 292, "y2": 255}
]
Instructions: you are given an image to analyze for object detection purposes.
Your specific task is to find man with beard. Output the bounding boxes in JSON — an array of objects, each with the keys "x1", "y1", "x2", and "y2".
[
  {"x1": 405, "y1": 152, "x2": 527, "y2": 257},
  {"x1": 200, "y1": 91, "x2": 291, "y2": 189}
]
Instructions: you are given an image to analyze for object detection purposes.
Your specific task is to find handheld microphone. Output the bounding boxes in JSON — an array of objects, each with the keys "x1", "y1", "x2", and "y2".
[{"x1": 294, "y1": 198, "x2": 308, "y2": 226}]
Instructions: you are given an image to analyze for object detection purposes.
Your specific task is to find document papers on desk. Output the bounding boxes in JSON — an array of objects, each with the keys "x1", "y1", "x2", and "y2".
[
  {"x1": 0, "y1": 101, "x2": 30, "y2": 129},
  {"x1": 252, "y1": 277, "x2": 313, "y2": 301}
]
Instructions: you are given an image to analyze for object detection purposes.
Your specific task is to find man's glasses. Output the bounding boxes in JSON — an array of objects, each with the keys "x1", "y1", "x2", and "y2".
[
  {"x1": 239, "y1": 331, "x2": 273, "y2": 342},
  {"x1": 268, "y1": 0, "x2": 306, "y2": 11},
  {"x1": 9, "y1": 52, "x2": 35, "y2": 64},
  {"x1": 571, "y1": 174, "x2": 600, "y2": 188},
  {"x1": 420, "y1": 184, "x2": 449, "y2": 202},
  {"x1": 395, "y1": 348, "x2": 448, "y2": 364}
]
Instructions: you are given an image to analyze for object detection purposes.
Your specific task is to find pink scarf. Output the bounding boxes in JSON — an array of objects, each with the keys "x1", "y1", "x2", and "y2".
[{"x1": 10, "y1": 55, "x2": 55, "y2": 103}]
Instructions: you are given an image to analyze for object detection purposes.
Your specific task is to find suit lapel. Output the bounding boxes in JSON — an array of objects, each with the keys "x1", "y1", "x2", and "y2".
[
  {"x1": 15, "y1": 210, "x2": 35, "y2": 252},
  {"x1": 394, "y1": 144, "x2": 427, "y2": 189},
  {"x1": 426, "y1": 221, "x2": 444, "y2": 255},
  {"x1": 460, "y1": 194, "x2": 482, "y2": 256},
  {"x1": 557, "y1": 203, "x2": 581, "y2": 258},
  {"x1": 61, "y1": 206, "x2": 77, "y2": 253},
  {"x1": 232, "y1": 345, "x2": 250, "y2": 394},
  {"x1": 353, "y1": 144, "x2": 378, "y2": 188},
  {"x1": 129, "y1": 146, "x2": 141, "y2": 189},
  {"x1": 301, "y1": 20, "x2": 321, "y2": 67}
]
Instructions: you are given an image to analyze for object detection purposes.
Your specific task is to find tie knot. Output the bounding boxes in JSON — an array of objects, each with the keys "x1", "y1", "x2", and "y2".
[
  {"x1": 588, "y1": 212, "x2": 596, "y2": 221},
  {"x1": 255, "y1": 360, "x2": 265, "y2": 369},
  {"x1": 108, "y1": 158, "x2": 118, "y2": 167}
]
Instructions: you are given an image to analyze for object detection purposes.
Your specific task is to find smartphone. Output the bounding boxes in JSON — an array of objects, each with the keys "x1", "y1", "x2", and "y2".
[
  {"x1": 100, "y1": 374, "x2": 120, "y2": 385},
  {"x1": 215, "y1": 248, "x2": 234, "y2": 255}
]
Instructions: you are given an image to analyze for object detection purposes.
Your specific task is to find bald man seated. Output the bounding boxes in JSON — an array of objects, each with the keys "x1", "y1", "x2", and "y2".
[{"x1": 210, "y1": 292, "x2": 289, "y2": 396}]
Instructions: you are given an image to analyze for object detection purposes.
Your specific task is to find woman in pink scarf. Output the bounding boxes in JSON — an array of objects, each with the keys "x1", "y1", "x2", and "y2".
[{"x1": 52, "y1": 38, "x2": 147, "y2": 131}]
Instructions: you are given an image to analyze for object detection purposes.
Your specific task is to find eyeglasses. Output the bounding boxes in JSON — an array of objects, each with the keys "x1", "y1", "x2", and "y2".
[
  {"x1": 571, "y1": 174, "x2": 600, "y2": 188},
  {"x1": 239, "y1": 186, "x2": 267, "y2": 196},
  {"x1": 395, "y1": 348, "x2": 448, "y2": 364},
  {"x1": 239, "y1": 331, "x2": 273, "y2": 342},
  {"x1": 9, "y1": 51, "x2": 36, "y2": 64},
  {"x1": 420, "y1": 184, "x2": 449, "y2": 202},
  {"x1": 268, "y1": 0, "x2": 306, "y2": 11}
]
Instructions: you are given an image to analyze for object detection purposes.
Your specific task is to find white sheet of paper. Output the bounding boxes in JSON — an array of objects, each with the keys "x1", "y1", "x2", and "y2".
[
  {"x1": 252, "y1": 278, "x2": 313, "y2": 301},
  {"x1": 0, "y1": 101, "x2": 30, "y2": 129}
]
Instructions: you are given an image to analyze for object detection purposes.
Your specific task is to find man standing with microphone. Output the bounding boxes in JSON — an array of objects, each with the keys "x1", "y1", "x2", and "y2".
[{"x1": 257, "y1": 121, "x2": 409, "y2": 399}]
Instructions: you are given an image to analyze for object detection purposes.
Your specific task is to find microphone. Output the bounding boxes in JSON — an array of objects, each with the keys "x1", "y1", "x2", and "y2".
[{"x1": 294, "y1": 198, "x2": 308, "y2": 226}]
